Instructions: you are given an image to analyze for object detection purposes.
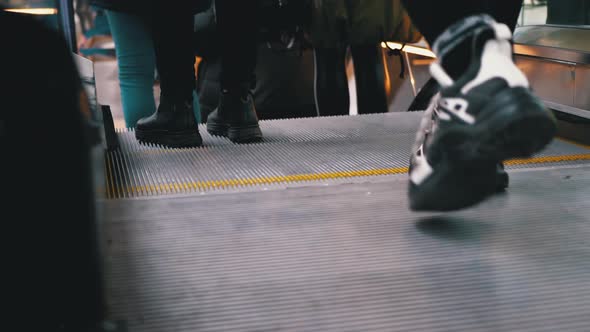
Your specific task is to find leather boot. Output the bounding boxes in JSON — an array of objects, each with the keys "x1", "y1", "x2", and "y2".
[
  {"x1": 206, "y1": 86, "x2": 263, "y2": 143},
  {"x1": 135, "y1": 94, "x2": 202, "y2": 148}
]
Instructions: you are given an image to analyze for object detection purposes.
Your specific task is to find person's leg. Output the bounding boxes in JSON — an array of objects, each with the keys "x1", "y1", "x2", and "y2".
[
  {"x1": 488, "y1": 1, "x2": 524, "y2": 30},
  {"x1": 405, "y1": 1, "x2": 523, "y2": 193},
  {"x1": 402, "y1": 0, "x2": 556, "y2": 211},
  {"x1": 206, "y1": 0, "x2": 263, "y2": 143},
  {"x1": 197, "y1": 57, "x2": 222, "y2": 123},
  {"x1": 193, "y1": 2, "x2": 220, "y2": 123},
  {"x1": 150, "y1": 6, "x2": 196, "y2": 103},
  {"x1": 216, "y1": 0, "x2": 258, "y2": 92},
  {"x1": 407, "y1": 0, "x2": 524, "y2": 112},
  {"x1": 313, "y1": 47, "x2": 350, "y2": 116},
  {"x1": 105, "y1": 10, "x2": 156, "y2": 128},
  {"x1": 134, "y1": 4, "x2": 202, "y2": 148},
  {"x1": 401, "y1": 0, "x2": 523, "y2": 79},
  {"x1": 350, "y1": 44, "x2": 388, "y2": 114}
]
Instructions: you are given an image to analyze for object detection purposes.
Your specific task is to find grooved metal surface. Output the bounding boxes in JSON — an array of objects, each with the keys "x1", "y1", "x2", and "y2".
[
  {"x1": 105, "y1": 113, "x2": 590, "y2": 198},
  {"x1": 102, "y1": 166, "x2": 590, "y2": 332}
]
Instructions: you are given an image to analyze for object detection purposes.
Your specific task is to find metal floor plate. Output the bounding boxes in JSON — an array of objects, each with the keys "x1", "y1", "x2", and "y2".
[
  {"x1": 102, "y1": 165, "x2": 590, "y2": 332},
  {"x1": 105, "y1": 113, "x2": 590, "y2": 198}
]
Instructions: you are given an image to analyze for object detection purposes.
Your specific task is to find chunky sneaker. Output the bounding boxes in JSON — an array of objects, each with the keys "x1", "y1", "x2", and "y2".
[
  {"x1": 409, "y1": 15, "x2": 556, "y2": 211},
  {"x1": 207, "y1": 86, "x2": 263, "y2": 144},
  {"x1": 135, "y1": 94, "x2": 202, "y2": 148}
]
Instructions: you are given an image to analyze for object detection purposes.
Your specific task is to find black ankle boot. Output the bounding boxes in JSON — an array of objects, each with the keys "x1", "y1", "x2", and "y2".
[
  {"x1": 135, "y1": 95, "x2": 202, "y2": 148},
  {"x1": 206, "y1": 86, "x2": 263, "y2": 143}
]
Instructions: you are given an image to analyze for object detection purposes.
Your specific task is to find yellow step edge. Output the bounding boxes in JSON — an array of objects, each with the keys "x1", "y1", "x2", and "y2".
[{"x1": 107, "y1": 153, "x2": 590, "y2": 198}]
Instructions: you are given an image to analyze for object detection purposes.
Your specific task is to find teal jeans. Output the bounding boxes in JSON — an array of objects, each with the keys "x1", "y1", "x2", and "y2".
[{"x1": 105, "y1": 10, "x2": 200, "y2": 128}]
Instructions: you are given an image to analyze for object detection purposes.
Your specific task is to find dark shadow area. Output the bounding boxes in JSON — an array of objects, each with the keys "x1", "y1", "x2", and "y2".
[
  {"x1": 1, "y1": 8, "x2": 107, "y2": 331},
  {"x1": 416, "y1": 216, "x2": 492, "y2": 242}
]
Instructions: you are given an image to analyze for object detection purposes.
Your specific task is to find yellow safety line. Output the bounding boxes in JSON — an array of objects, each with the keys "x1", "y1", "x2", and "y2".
[
  {"x1": 504, "y1": 153, "x2": 590, "y2": 166},
  {"x1": 107, "y1": 153, "x2": 590, "y2": 198},
  {"x1": 111, "y1": 167, "x2": 408, "y2": 198}
]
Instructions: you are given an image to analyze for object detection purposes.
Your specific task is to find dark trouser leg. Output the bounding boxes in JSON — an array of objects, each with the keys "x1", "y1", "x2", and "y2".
[
  {"x1": 206, "y1": 0, "x2": 263, "y2": 143},
  {"x1": 149, "y1": 4, "x2": 196, "y2": 102},
  {"x1": 134, "y1": 4, "x2": 202, "y2": 148},
  {"x1": 405, "y1": 0, "x2": 524, "y2": 109},
  {"x1": 400, "y1": 0, "x2": 523, "y2": 45},
  {"x1": 351, "y1": 44, "x2": 388, "y2": 114},
  {"x1": 313, "y1": 47, "x2": 350, "y2": 116},
  {"x1": 216, "y1": 0, "x2": 259, "y2": 92},
  {"x1": 401, "y1": 0, "x2": 523, "y2": 79}
]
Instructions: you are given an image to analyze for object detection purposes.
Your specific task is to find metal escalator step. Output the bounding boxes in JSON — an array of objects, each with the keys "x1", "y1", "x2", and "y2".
[
  {"x1": 103, "y1": 166, "x2": 590, "y2": 332},
  {"x1": 105, "y1": 113, "x2": 590, "y2": 198}
]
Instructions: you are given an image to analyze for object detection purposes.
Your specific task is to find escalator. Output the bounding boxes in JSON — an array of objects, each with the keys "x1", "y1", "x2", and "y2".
[
  {"x1": 99, "y1": 112, "x2": 590, "y2": 332},
  {"x1": 93, "y1": 19, "x2": 590, "y2": 332},
  {"x1": 6, "y1": 2, "x2": 588, "y2": 330}
]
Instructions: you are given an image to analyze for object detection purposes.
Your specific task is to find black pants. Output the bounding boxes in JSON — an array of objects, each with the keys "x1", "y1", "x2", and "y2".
[
  {"x1": 147, "y1": 3, "x2": 196, "y2": 102},
  {"x1": 314, "y1": 45, "x2": 388, "y2": 116},
  {"x1": 401, "y1": 0, "x2": 524, "y2": 45},
  {"x1": 215, "y1": 0, "x2": 260, "y2": 90},
  {"x1": 402, "y1": 0, "x2": 524, "y2": 110}
]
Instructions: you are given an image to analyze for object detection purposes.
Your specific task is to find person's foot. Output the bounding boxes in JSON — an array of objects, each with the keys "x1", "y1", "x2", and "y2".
[
  {"x1": 135, "y1": 95, "x2": 202, "y2": 148},
  {"x1": 206, "y1": 87, "x2": 263, "y2": 144},
  {"x1": 408, "y1": 15, "x2": 556, "y2": 212}
]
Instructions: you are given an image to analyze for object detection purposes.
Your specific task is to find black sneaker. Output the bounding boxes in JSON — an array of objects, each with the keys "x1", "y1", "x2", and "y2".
[
  {"x1": 206, "y1": 87, "x2": 263, "y2": 144},
  {"x1": 408, "y1": 15, "x2": 556, "y2": 212},
  {"x1": 135, "y1": 95, "x2": 202, "y2": 148}
]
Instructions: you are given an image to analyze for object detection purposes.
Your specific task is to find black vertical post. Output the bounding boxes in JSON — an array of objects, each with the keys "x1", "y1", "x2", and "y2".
[{"x1": 58, "y1": 0, "x2": 78, "y2": 53}]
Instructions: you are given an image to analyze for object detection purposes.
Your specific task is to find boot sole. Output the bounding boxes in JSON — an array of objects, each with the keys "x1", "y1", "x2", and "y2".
[
  {"x1": 228, "y1": 126, "x2": 263, "y2": 144},
  {"x1": 206, "y1": 122, "x2": 229, "y2": 137},
  {"x1": 207, "y1": 121, "x2": 263, "y2": 144},
  {"x1": 410, "y1": 88, "x2": 555, "y2": 212},
  {"x1": 135, "y1": 128, "x2": 202, "y2": 148},
  {"x1": 410, "y1": 159, "x2": 499, "y2": 211}
]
